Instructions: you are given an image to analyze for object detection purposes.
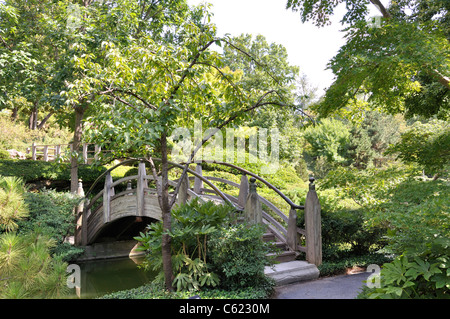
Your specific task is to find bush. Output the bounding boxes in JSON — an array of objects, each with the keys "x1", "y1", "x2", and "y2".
[
  {"x1": 17, "y1": 189, "x2": 84, "y2": 262},
  {"x1": 0, "y1": 159, "x2": 107, "y2": 183},
  {"x1": 0, "y1": 232, "x2": 70, "y2": 298},
  {"x1": 99, "y1": 281, "x2": 270, "y2": 299},
  {"x1": 135, "y1": 198, "x2": 234, "y2": 292},
  {"x1": 0, "y1": 176, "x2": 29, "y2": 232},
  {"x1": 208, "y1": 223, "x2": 275, "y2": 293},
  {"x1": 0, "y1": 150, "x2": 10, "y2": 160},
  {"x1": 135, "y1": 198, "x2": 275, "y2": 296},
  {"x1": 360, "y1": 238, "x2": 449, "y2": 299}
]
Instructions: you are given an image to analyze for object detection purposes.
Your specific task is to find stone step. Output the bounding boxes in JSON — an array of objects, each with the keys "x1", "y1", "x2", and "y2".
[{"x1": 264, "y1": 260, "x2": 320, "y2": 286}]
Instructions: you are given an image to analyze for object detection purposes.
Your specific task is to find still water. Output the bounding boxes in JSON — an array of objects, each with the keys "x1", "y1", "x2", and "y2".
[{"x1": 69, "y1": 256, "x2": 156, "y2": 299}]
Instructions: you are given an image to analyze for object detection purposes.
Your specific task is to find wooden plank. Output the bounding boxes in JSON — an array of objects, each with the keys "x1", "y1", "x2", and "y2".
[
  {"x1": 286, "y1": 208, "x2": 298, "y2": 251},
  {"x1": 305, "y1": 180, "x2": 322, "y2": 266},
  {"x1": 136, "y1": 162, "x2": 147, "y2": 217},
  {"x1": 103, "y1": 172, "x2": 114, "y2": 223}
]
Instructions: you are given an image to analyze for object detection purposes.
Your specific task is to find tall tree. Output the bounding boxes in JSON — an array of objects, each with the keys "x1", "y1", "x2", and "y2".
[
  {"x1": 66, "y1": 4, "x2": 295, "y2": 290},
  {"x1": 286, "y1": 0, "x2": 450, "y2": 119}
]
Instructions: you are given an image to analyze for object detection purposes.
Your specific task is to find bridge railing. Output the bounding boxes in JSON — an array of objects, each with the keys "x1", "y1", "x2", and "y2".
[
  {"x1": 184, "y1": 161, "x2": 321, "y2": 266},
  {"x1": 28, "y1": 142, "x2": 107, "y2": 163}
]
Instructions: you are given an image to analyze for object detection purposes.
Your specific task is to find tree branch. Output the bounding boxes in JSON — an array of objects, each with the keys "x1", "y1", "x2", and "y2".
[
  {"x1": 167, "y1": 90, "x2": 287, "y2": 208},
  {"x1": 369, "y1": 0, "x2": 391, "y2": 19}
]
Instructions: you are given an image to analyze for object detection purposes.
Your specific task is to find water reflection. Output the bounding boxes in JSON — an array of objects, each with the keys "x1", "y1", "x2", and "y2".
[{"x1": 69, "y1": 256, "x2": 155, "y2": 299}]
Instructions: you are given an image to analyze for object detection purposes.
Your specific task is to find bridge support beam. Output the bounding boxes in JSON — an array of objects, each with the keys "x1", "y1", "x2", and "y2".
[
  {"x1": 305, "y1": 177, "x2": 322, "y2": 266},
  {"x1": 194, "y1": 164, "x2": 203, "y2": 194},
  {"x1": 136, "y1": 161, "x2": 148, "y2": 216},
  {"x1": 177, "y1": 174, "x2": 189, "y2": 206},
  {"x1": 286, "y1": 208, "x2": 298, "y2": 252},
  {"x1": 103, "y1": 172, "x2": 114, "y2": 223},
  {"x1": 237, "y1": 174, "x2": 249, "y2": 208},
  {"x1": 244, "y1": 177, "x2": 262, "y2": 224}
]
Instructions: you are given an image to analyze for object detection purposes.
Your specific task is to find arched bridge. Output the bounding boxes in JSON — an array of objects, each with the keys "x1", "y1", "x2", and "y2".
[{"x1": 74, "y1": 159, "x2": 322, "y2": 266}]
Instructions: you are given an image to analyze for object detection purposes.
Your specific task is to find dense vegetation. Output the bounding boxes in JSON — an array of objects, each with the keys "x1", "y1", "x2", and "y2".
[{"x1": 0, "y1": 0, "x2": 448, "y2": 299}]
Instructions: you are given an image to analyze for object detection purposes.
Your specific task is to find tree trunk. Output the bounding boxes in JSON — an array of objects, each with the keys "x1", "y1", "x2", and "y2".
[
  {"x1": 160, "y1": 130, "x2": 174, "y2": 291},
  {"x1": 11, "y1": 107, "x2": 18, "y2": 121},
  {"x1": 29, "y1": 103, "x2": 38, "y2": 130},
  {"x1": 37, "y1": 112, "x2": 53, "y2": 130},
  {"x1": 71, "y1": 106, "x2": 85, "y2": 193}
]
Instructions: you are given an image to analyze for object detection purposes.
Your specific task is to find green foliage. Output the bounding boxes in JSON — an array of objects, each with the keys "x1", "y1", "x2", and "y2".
[
  {"x1": 0, "y1": 150, "x2": 10, "y2": 159},
  {"x1": 0, "y1": 159, "x2": 106, "y2": 183},
  {"x1": 135, "y1": 198, "x2": 275, "y2": 295},
  {"x1": 17, "y1": 189, "x2": 83, "y2": 262},
  {"x1": 344, "y1": 111, "x2": 403, "y2": 169},
  {"x1": 386, "y1": 119, "x2": 450, "y2": 176},
  {"x1": 374, "y1": 178, "x2": 449, "y2": 257},
  {"x1": 303, "y1": 118, "x2": 351, "y2": 163},
  {"x1": 0, "y1": 115, "x2": 72, "y2": 153},
  {"x1": 0, "y1": 175, "x2": 28, "y2": 232},
  {"x1": 287, "y1": 1, "x2": 450, "y2": 119},
  {"x1": 135, "y1": 198, "x2": 234, "y2": 292},
  {"x1": 362, "y1": 241, "x2": 449, "y2": 299},
  {"x1": 208, "y1": 223, "x2": 275, "y2": 292},
  {"x1": 0, "y1": 232, "x2": 70, "y2": 298},
  {"x1": 99, "y1": 281, "x2": 270, "y2": 299}
]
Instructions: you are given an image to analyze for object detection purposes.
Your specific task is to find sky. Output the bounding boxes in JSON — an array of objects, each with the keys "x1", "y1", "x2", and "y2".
[{"x1": 186, "y1": 0, "x2": 350, "y2": 95}]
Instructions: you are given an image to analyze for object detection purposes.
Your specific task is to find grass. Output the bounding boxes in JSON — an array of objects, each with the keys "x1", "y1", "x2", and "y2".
[{"x1": 0, "y1": 113, "x2": 72, "y2": 153}]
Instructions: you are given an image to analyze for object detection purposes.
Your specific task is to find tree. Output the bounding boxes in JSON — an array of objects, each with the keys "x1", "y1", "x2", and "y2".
[
  {"x1": 66, "y1": 5, "x2": 296, "y2": 290},
  {"x1": 303, "y1": 118, "x2": 351, "y2": 163},
  {"x1": 385, "y1": 119, "x2": 450, "y2": 178},
  {"x1": 344, "y1": 110, "x2": 403, "y2": 169},
  {"x1": 286, "y1": 0, "x2": 450, "y2": 119}
]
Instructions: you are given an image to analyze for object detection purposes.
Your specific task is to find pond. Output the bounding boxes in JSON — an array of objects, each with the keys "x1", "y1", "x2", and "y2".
[{"x1": 68, "y1": 256, "x2": 156, "y2": 299}]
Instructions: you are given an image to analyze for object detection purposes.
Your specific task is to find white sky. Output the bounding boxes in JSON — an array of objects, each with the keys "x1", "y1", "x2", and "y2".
[{"x1": 187, "y1": 0, "x2": 349, "y2": 96}]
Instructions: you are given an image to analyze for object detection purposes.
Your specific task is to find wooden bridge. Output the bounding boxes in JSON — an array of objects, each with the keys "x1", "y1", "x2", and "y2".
[{"x1": 74, "y1": 159, "x2": 322, "y2": 270}]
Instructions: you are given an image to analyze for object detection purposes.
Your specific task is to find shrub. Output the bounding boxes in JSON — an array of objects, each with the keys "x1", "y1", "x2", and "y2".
[
  {"x1": 135, "y1": 198, "x2": 234, "y2": 292},
  {"x1": 0, "y1": 150, "x2": 10, "y2": 160},
  {"x1": 135, "y1": 198, "x2": 275, "y2": 296},
  {"x1": 0, "y1": 176, "x2": 29, "y2": 232},
  {"x1": 208, "y1": 223, "x2": 275, "y2": 293},
  {"x1": 361, "y1": 238, "x2": 449, "y2": 299},
  {"x1": 0, "y1": 159, "x2": 107, "y2": 183},
  {"x1": 0, "y1": 232, "x2": 70, "y2": 298},
  {"x1": 17, "y1": 189, "x2": 84, "y2": 262}
]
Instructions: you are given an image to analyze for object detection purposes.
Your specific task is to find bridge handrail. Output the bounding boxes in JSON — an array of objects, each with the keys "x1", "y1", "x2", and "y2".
[
  {"x1": 197, "y1": 175, "x2": 289, "y2": 224},
  {"x1": 84, "y1": 158, "x2": 237, "y2": 209},
  {"x1": 182, "y1": 160, "x2": 304, "y2": 210}
]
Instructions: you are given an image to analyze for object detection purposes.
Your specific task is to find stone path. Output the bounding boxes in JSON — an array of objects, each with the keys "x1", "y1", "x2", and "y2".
[{"x1": 273, "y1": 272, "x2": 370, "y2": 299}]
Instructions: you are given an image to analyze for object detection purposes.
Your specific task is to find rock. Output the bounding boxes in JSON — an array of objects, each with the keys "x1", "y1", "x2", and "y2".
[{"x1": 7, "y1": 149, "x2": 26, "y2": 159}]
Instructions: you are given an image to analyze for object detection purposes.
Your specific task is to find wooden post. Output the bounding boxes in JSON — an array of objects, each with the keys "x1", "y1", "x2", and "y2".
[
  {"x1": 94, "y1": 145, "x2": 101, "y2": 161},
  {"x1": 75, "y1": 179, "x2": 85, "y2": 246},
  {"x1": 81, "y1": 199, "x2": 89, "y2": 246},
  {"x1": 55, "y1": 145, "x2": 61, "y2": 160},
  {"x1": 194, "y1": 164, "x2": 203, "y2": 194},
  {"x1": 237, "y1": 174, "x2": 249, "y2": 208},
  {"x1": 286, "y1": 208, "x2": 298, "y2": 251},
  {"x1": 177, "y1": 174, "x2": 189, "y2": 206},
  {"x1": 103, "y1": 172, "x2": 114, "y2": 223},
  {"x1": 136, "y1": 161, "x2": 147, "y2": 217},
  {"x1": 32, "y1": 143, "x2": 36, "y2": 160},
  {"x1": 305, "y1": 177, "x2": 322, "y2": 266},
  {"x1": 82, "y1": 144, "x2": 88, "y2": 164},
  {"x1": 43, "y1": 145, "x2": 48, "y2": 162},
  {"x1": 244, "y1": 177, "x2": 262, "y2": 224}
]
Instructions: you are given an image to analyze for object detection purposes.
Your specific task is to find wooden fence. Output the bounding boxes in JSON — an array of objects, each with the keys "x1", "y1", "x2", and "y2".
[{"x1": 28, "y1": 143, "x2": 103, "y2": 164}]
